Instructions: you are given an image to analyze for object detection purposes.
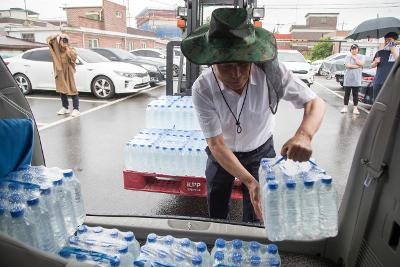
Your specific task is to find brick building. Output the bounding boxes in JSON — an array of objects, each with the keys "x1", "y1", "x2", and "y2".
[
  {"x1": 4, "y1": 0, "x2": 163, "y2": 50},
  {"x1": 136, "y1": 8, "x2": 181, "y2": 39},
  {"x1": 290, "y1": 13, "x2": 339, "y2": 40}
]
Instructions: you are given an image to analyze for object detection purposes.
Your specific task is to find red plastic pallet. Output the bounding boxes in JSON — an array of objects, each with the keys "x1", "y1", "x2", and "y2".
[{"x1": 123, "y1": 170, "x2": 243, "y2": 199}]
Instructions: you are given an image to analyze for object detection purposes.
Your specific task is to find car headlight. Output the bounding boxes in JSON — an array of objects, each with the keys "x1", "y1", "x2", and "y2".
[
  {"x1": 114, "y1": 71, "x2": 141, "y2": 78},
  {"x1": 140, "y1": 64, "x2": 158, "y2": 72}
]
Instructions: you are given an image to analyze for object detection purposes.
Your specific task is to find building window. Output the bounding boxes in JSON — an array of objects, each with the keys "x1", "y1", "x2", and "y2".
[
  {"x1": 128, "y1": 41, "x2": 134, "y2": 51},
  {"x1": 140, "y1": 41, "x2": 147, "y2": 48},
  {"x1": 116, "y1": 11, "x2": 122, "y2": 18},
  {"x1": 89, "y1": 39, "x2": 99, "y2": 48},
  {"x1": 116, "y1": 43, "x2": 121, "y2": 49},
  {"x1": 21, "y1": 33, "x2": 35, "y2": 42},
  {"x1": 321, "y1": 17, "x2": 327, "y2": 24},
  {"x1": 85, "y1": 11, "x2": 101, "y2": 21}
]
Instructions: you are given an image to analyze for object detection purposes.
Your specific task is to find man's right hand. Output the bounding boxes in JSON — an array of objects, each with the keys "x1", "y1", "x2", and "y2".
[
  {"x1": 374, "y1": 57, "x2": 381, "y2": 64},
  {"x1": 245, "y1": 178, "x2": 263, "y2": 222}
]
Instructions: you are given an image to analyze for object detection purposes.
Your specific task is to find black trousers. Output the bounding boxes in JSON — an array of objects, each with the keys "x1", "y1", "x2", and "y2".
[
  {"x1": 60, "y1": 93, "x2": 79, "y2": 110},
  {"x1": 344, "y1": 86, "x2": 360, "y2": 106},
  {"x1": 205, "y1": 137, "x2": 276, "y2": 223}
]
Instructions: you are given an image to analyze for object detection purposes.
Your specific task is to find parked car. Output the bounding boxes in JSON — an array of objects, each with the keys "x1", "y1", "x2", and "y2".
[
  {"x1": 130, "y1": 48, "x2": 182, "y2": 77},
  {"x1": 277, "y1": 49, "x2": 314, "y2": 87},
  {"x1": 311, "y1": 53, "x2": 348, "y2": 75},
  {"x1": 91, "y1": 48, "x2": 164, "y2": 87},
  {"x1": 335, "y1": 56, "x2": 376, "y2": 104},
  {"x1": 5, "y1": 47, "x2": 150, "y2": 99}
]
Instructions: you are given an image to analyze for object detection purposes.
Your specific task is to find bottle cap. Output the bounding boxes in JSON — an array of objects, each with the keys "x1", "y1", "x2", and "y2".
[
  {"x1": 321, "y1": 175, "x2": 333, "y2": 185},
  {"x1": 8, "y1": 193, "x2": 22, "y2": 203},
  {"x1": 69, "y1": 236, "x2": 79, "y2": 245},
  {"x1": 118, "y1": 245, "x2": 128, "y2": 254},
  {"x1": 268, "y1": 181, "x2": 278, "y2": 190},
  {"x1": 10, "y1": 206, "x2": 24, "y2": 218},
  {"x1": 215, "y1": 238, "x2": 225, "y2": 248},
  {"x1": 93, "y1": 226, "x2": 103, "y2": 233},
  {"x1": 147, "y1": 233, "x2": 157, "y2": 243},
  {"x1": 27, "y1": 197, "x2": 39, "y2": 206},
  {"x1": 110, "y1": 256, "x2": 120, "y2": 267},
  {"x1": 63, "y1": 169, "x2": 73, "y2": 178},
  {"x1": 192, "y1": 255, "x2": 202, "y2": 265},
  {"x1": 268, "y1": 244, "x2": 278, "y2": 254},
  {"x1": 164, "y1": 235, "x2": 174, "y2": 245},
  {"x1": 250, "y1": 255, "x2": 261, "y2": 265},
  {"x1": 77, "y1": 225, "x2": 88, "y2": 234},
  {"x1": 181, "y1": 238, "x2": 191, "y2": 247},
  {"x1": 232, "y1": 252, "x2": 242, "y2": 263},
  {"x1": 269, "y1": 258, "x2": 281, "y2": 267},
  {"x1": 233, "y1": 239, "x2": 242, "y2": 249},
  {"x1": 124, "y1": 231, "x2": 135, "y2": 242},
  {"x1": 286, "y1": 179, "x2": 296, "y2": 188},
  {"x1": 40, "y1": 186, "x2": 51, "y2": 195},
  {"x1": 110, "y1": 229, "x2": 119, "y2": 238},
  {"x1": 8, "y1": 182, "x2": 20, "y2": 191},
  {"x1": 59, "y1": 249, "x2": 71, "y2": 258},
  {"x1": 250, "y1": 241, "x2": 260, "y2": 251},
  {"x1": 196, "y1": 242, "x2": 207, "y2": 252},
  {"x1": 215, "y1": 251, "x2": 224, "y2": 261},
  {"x1": 52, "y1": 178, "x2": 63, "y2": 186},
  {"x1": 304, "y1": 180, "x2": 315, "y2": 187},
  {"x1": 133, "y1": 261, "x2": 145, "y2": 267}
]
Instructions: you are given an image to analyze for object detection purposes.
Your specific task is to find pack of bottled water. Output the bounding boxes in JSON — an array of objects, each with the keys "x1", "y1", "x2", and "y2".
[
  {"x1": 0, "y1": 165, "x2": 85, "y2": 252},
  {"x1": 125, "y1": 129, "x2": 207, "y2": 177},
  {"x1": 210, "y1": 239, "x2": 281, "y2": 267},
  {"x1": 58, "y1": 225, "x2": 140, "y2": 267},
  {"x1": 259, "y1": 157, "x2": 338, "y2": 241},
  {"x1": 134, "y1": 233, "x2": 210, "y2": 267},
  {"x1": 146, "y1": 96, "x2": 201, "y2": 130}
]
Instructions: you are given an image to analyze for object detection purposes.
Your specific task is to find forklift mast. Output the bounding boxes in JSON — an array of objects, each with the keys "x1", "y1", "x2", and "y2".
[{"x1": 166, "y1": 0, "x2": 260, "y2": 96}]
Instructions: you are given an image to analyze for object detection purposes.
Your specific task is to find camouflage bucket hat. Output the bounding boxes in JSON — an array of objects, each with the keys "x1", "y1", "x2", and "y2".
[{"x1": 181, "y1": 8, "x2": 277, "y2": 65}]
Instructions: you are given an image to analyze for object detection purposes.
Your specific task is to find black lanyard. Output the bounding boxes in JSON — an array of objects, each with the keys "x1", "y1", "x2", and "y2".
[{"x1": 211, "y1": 66, "x2": 251, "y2": 134}]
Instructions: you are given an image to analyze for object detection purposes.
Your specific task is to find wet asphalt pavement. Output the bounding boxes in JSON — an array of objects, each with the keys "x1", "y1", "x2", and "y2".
[{"x1": 30, "y1": 76, "x2": 367, "y2": 223}]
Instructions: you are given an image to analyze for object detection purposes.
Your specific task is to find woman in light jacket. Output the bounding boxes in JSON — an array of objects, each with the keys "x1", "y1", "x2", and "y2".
[{"x1": 47, "y1": 33, "x2": 80, "y2": 117}]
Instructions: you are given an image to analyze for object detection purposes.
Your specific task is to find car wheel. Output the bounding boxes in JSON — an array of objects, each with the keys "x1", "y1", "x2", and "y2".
[
  {"x1": 150, "y1": 82, "x2": 156, "y2": 87},
  {"x1": 91, "y1": 75, "x2": 115, "y2": 99},
  {"x1": 172, "y1": 64, "x2": 179, "y2": 77},
  {"x1": 13, "y1": 73, "x2": 32, "y2": 95}
]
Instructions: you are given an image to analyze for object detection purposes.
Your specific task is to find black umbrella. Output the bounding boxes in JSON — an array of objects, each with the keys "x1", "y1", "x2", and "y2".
[{"x1": 346, "y1": 17, "x2": 400, "y2": 40}]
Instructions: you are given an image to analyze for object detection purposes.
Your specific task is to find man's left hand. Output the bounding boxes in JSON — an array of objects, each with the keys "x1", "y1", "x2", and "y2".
[{"x1": 281, "y1": 133, "x2": 312, "y2": 162}]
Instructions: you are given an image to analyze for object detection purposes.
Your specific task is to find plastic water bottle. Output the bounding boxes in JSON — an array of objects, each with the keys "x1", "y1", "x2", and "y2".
[
  {"x1": 249, "y1": 241, "x2": 262, "y2": 258},
  {"x1": 318, "y1": 175, "x2": 338, "y2": 237},
  {"x1": 0, "y1": 204, "x2": 8, "y2": 233},
  {"x1": 266, "y1": 244, "x2": 281, "y2": 265},
  {"x1": 231, "y1": 252, "x2": 243, "y2": 266},
  {"x1": 269, "y1": 257, "x2": 281, "y2": 267},
  {"x1": 211, "y1": 238, "x2": 227, "y2": 262},
  {"x1": 118, "y1": 245, "x2": 134, "y2": 267},
  {"x1": 9, "y1": 205, "x2": 36, "y2": 246},
  {"x1": 213, "y1": 251, "x2": 225, "y2": 266},
  {"x1": 301, "y1": 180, "x2": 320, "y2": 239},
  {"x1": 250, "y1": 255, "x2": 262, "y2": 266},
  {"x1": 26, "y1": 197, "x2": 57, "y2": 252},
  {"x1": 283, "y1": 179, "x2": 301, "y2": 240},
  {"x1": 264, "y1": 181, "x2": 284, "y2": 241},
  {"x1": 124, "y1": 231, "x2": 141, "y2": 259},
  {"x1": 196, "y1": 242, "x2": 210, "y2": 266},
  {"x1": 191, "y1": 255, "x2": 204, "y2": 267},
  {"x1": 63, "y1": 169, "x2": 85, "y2": 226},
  {"x1": 40, "y1": 186, "x2": 68, "y2": 247},
  {"x1": 52, "y1": 178, "x2": 77, "y2": 235}
]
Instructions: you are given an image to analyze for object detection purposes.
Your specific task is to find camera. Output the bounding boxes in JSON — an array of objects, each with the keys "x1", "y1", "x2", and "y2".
[{"x1": 61, "y1": 37, "x2": 69, "y2": 44}]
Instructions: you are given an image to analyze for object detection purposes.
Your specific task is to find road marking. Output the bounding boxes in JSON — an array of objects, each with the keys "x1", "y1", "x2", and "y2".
[
  {"x1": 26, "y1": 96, "x2": 109, "y2": 104},
  {"x1": 38, "y1": 85, "x2": 162, "y2": 131},
  {"x1": 314, "y1": 81, "x2": 370, "y2": 114}
]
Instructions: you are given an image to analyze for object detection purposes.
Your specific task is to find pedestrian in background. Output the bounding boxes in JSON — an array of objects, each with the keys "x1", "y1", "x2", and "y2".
[
  {"x1": 371, "y1": 32, "x2": 399, "y2": 101},
  {"x1": 47, "y1": 33, "x2": 80, "y2": 117},
  {"x1": 341, "y1": 44, "x2": 364, "y2": 115}
]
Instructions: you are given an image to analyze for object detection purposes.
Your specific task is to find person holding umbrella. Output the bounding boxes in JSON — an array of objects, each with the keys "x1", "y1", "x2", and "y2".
[{"x1": 371, "y1": 32, "x2": 399, "y2": 101}]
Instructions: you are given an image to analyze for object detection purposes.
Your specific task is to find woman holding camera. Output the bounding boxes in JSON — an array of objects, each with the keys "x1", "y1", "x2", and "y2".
[{"x1": 47, "y1": 33, "x2": 80, "y2": 117}]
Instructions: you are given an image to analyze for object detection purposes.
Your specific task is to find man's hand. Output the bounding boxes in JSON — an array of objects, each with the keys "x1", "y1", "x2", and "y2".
[
  {"x1": 374, "y1": 57, "x2": 381, "y2": 64},
  {"x1": 281, "y1": 133, "x2": 312, "y2": 162},
  {"x1": 244, "y1": 179, "x2": 263, "y2": 222}
]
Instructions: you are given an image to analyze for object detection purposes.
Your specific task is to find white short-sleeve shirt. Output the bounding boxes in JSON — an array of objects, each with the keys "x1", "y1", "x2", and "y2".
[{"x1": 192, "y1": 62, "x2": 316, "y2": 152}]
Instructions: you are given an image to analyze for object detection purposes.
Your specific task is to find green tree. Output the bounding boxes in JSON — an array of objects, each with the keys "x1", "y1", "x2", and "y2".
[{"x1": 310, "y1": 38, "x2": 333, "y2": 61}]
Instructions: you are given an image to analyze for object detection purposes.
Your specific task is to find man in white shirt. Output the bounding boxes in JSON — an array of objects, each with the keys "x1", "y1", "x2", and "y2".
[{"x1": 181, "y1": 8, "x2": 326, "y2": 222}]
